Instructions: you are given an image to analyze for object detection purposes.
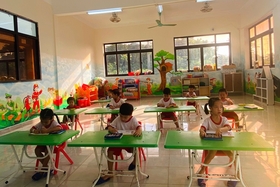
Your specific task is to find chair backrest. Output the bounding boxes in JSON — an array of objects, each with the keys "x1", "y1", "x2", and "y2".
[
  {"x1": 54, "y1": 113, "x2": 69, "y2": 130},
  {"x1": 226, "y1": 118, "x2": 235, "y2": 129}
]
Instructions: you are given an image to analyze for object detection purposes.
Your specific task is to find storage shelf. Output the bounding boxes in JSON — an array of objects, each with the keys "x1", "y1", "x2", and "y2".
[{"x1": 181, "y1": 77, "x2": 210, "y2": 96}]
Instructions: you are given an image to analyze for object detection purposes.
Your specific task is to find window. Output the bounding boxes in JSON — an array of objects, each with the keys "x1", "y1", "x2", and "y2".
[
  {"x1": 104, "y1": 40, "x2": 153, "y2": 76},
  {"x1": 174, "y1": 33, "x2": 231, "y2": 71},
  {"x1": 0, "y1": 9, "x2": 41, "y2": 82},
  {"x1": 249, "y1": 15, "x2": 274, "y2": 68}
]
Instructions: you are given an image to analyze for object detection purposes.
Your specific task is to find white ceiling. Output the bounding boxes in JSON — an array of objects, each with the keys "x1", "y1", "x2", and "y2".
[{"x1": 48, "y1": 0, "x2": 255, "y2": 29}]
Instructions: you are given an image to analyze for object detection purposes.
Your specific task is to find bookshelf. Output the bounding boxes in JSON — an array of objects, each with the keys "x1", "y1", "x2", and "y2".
[{"x1": 253, "y1": 66, "x2": 274, "y2": 105}]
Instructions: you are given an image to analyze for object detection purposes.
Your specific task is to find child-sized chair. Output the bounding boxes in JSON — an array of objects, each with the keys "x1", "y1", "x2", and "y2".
[
  {"x1": 35, "y1": 115, "x2": 74, "y2": 175},
  {"x1": 113, "y1": 121, "x2": 147, "y2": 170},
  {"x1": 114, "y1": 147, "x2": 146, "y2": 170},
  {"x1": 201, "y1": 118, "x2": 235, "y2": 174}
]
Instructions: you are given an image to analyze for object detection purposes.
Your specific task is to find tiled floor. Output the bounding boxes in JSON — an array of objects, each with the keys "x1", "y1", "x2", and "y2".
[{"x1": 0, "y1": 95, "x2": 279, "y2": 187}]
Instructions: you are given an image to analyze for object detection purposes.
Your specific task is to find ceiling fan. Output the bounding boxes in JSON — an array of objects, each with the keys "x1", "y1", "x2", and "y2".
[
  {"x1": 200, "y1": 2, "x2": 213, "y2": 13},
  {"x1": 110, "y1": 12, "x2": 121, "y2": 23},
  {"x1": 148, "y1": 5, "x2": 177, "y2": 29}
]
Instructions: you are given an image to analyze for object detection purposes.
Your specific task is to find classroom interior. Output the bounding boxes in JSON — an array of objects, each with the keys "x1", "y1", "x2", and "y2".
[
  {"x1": 0, "y1": 95, "x2": 279, "y2": 187},
  {"x1": 1, "y1": 0, "x2": 280, "y2": 187}
]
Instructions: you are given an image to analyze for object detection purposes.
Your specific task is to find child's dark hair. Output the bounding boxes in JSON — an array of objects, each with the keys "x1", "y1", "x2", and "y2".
[
  {"x1": 163, "y1": 87, "x2": 171, "y2": 95},
  {"x1": 67, "y1": 97, "x2": 75, "y2": 104},
  {"x1": 189, "y1": 85, "x2": 196, "y2": 89},
  {"x1": 120, "y1": 103, "x2": 134, "y2": 115},
  {"x1": 204, "y1": 97, "x2": 221, "y2": 115},
  {"x1": 112, "y1": 89, "x2": 121, "y2": 96},
  {"x1": 218, "y1": 88, "x2": 228, "y2": 94},
  {"x1": 40, "y1": 108, "x2": 54, "y2": 120}
]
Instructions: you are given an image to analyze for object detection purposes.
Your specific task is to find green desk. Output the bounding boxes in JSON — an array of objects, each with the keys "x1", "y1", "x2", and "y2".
[
  {"x1": 164, "y1": 131, "x2": 274, "y2": 187},
  {"x1": 174, "y1": 96, "x2": 209, "y2": 119},
  {"x1": 91, "y1": 99, "x2": 110, "y2": 108},
  {"x1": 174, "y1": 96, "x2": 209, "y2": 104},
  {"x1": 0, "y1": 130, "x2": 79, "y2": 187},
  {"x1": 85, "y1": 108, "x2": 120, "y2": 130},
  {"x1": 54, "y1": 108, "x2": 87, "y2": 130},
  {"x1": 223, "y1": 104, "x2": 264, "y2": 131},
  {"x1": 68, "y1": 131, "x2": 161, "y2": 187},
  {"x1": 144, "y1": 106, "x2": 196, "y2": 130}
]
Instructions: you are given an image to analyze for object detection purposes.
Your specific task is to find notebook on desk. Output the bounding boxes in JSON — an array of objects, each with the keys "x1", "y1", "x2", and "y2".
[
  {"x1": 104, "y1": 133, "x2": 123, "y2": 139},
  {"x1": 205, "y1": 130, "x2": 234, "y2": 138},
  {"x1": 29, "y1": 133, "x2": 49, "y2": 135},
  {"x1": 244, "y1": 104, "x2": 258, "y2": 109}
]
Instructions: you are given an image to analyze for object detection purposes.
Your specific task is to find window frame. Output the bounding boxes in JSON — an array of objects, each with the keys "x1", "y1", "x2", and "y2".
[
  {"x1": 0, "y1": 9, "x2": 41, "y2": 83},
  {"x1": 104, "y1": 40, "x2": 154, "y2": 77},
  {"x1": 249, "y1": 15, "x2": 274, "y2": 69},
  {"x1": 174, "y1": 33, "x2": 231, "y2": 72}
]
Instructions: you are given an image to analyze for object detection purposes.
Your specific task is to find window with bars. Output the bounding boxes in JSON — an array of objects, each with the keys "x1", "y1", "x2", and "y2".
[
  {"x1": 174, "y1": 33, "x2": 231, "y2": 72},
  {"x1": 104, "y1": 40, "x2": 154, "y2": 76},
  {"x1": 249, "y1": 15, "x2": 274, "y2": 68},
  {"x1": 0, "y1": 9, "x2": 41, "y2": 82}
]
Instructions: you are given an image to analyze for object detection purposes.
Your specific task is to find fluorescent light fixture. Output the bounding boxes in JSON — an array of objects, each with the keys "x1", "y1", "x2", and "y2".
[
  {"x1": 196, "y1": 0, "x2": 212, "y2": 2},
  {"x1": 157, "y1": 5, "x2": 163, "y2": 13},
  {"x1": 87, "y1": 8, "x2": 122, "y2": 15}
]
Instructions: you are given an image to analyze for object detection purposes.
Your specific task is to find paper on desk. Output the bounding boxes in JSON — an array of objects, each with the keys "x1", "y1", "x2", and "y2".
[
  {"x1": 117, "y1": 130, "x2": 134, "y2": 135},
  {"x1": 29, "y1": 133, "x2": 49, "y2": 135},
  {"x1": 206, "y1": 130, "x2": 234, "y2": 137},
  {"x1": 223, "y1": 105, "x2": 238, "y2": 110}
]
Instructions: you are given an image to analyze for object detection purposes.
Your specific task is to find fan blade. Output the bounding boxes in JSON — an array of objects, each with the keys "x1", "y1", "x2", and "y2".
[
  {"x1": 161, "y1": 23, "x2": 177, "y2": 26},
  {"x1": 155, "y1": 20, "x2": 162, "y2": 26},
  {"x1": 148, "y1": 25, "x2": 159, "y2": 29}
]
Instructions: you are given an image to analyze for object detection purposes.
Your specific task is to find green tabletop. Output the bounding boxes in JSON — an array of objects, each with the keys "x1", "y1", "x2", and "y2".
[
  {"x1": 0, "y1": 130, "x2": 79, "y2": 146},
  {"x1": 174, "y1": 96, "x2": 209, "y2": 101},
  {"x1": 164, "y1": 131, "x2": 274, "y2": 151},
  {"x1": 91, "y1": 99, "x2": 111, "y2": 103},
  {"x1": 54, "y1": 108, "x2": 87, "y2": 115},
  {"x1": 68, "y1": 131, "x2": 161, "y2": 148},
  {"x1": 85, "y1": 108, "x2": 120, "y2": 115},
  {"x1": 144, "y1": 106, "x2": 196, "y2": 113},
  {"x1": 223, "y1": 104, "x2": 264, "y2": 112}
]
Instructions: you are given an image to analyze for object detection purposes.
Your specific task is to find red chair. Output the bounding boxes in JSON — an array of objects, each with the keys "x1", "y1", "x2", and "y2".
[
  {"x1": 201, "y1": 118, "x2": 235, "y2": 174},
  {"x1": 35, "y1": 116, "x2": 74, "y2": 175},
  {"x1": 114, "y1": 121, "x2": 146, "y2": 170}
]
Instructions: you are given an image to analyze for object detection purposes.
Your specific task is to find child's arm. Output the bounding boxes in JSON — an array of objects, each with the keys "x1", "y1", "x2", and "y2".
[
  {"x1": 226, "y1": 98, "x2": 234, "y2": 105},
  {"x1": 41, "y1": 125, "x2": 62, "y2": 133},
  {"x1": 199, "y1": 127, "x2": 206, "y2": 138},
  {"x1": 215, "y1": 126, "x2": 231, "y2": 137},
  {"x1": 133, "y1": 126, "x2": 142, "y2": 137},
  {"x1": 107, "y1": 125, "x2": 118, "y2": 133}
]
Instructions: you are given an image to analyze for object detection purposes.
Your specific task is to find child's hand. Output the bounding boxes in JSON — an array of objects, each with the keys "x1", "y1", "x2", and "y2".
[
  {"x1": 41, "y1": 127, "x2": 48, "y2": 133},
  {"x1": 157, "y1": 103, "x2": 164, "y2": 107},
  {"x1": 215, "y1": 129, "x2": 222, "y2": 137},
  {"x1": 199, "y1": 130, "x2": 206, "y2": 138},
  {"x1": 109, "y1": 105, "x2": 115, "y2": 109},
  {"x1": 133, "y1": 128, "x2": 142, "y2": 137}
]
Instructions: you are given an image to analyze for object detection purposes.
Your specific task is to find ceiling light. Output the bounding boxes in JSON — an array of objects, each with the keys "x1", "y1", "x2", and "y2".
[
  {"x1": 196, "y1": 0, "x2": 212, "y2": 2},
  {"x1": 157, "y1": 5, "x2": 163, "y2": 13},
  {"x1": 87, "y1": 8, "x2": 122, "y2": 15}
]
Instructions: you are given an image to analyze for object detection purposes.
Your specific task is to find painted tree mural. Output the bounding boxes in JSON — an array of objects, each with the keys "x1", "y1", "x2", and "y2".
[{"x1": 154, "y1": 50, "x2": 174, "y2": 91}]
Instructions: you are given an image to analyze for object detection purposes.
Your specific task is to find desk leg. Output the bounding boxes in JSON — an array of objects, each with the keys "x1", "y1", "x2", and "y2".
[
  {"x1": 156, "y1": 112, "x2": 160, "y2": 130},
  {"x1": 92, "y1": 147, "x2": 105, "y2": 187},
  {"x1": 235, "y1": 152, "x2": 247, "y2": 187},
  {"x1": 100, "y1": 114, "x2": 104, "y2": 130},
  {"x1": 135, "y1": 148, "x2": 149, "y2": 187},
  {"x1": 5, "y1": 145, "x2": 25, "y2": 184},
  {"x1": 187, "y1": 150, "x2": 194, "y2": 187},
  {"x1": 238, "y1": 112, "x2": 247, "y2": 132}
]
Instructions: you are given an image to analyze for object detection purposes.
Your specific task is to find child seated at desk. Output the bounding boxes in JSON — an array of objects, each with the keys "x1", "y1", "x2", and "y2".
[
  {"x1": 107, "y1": 89, "x2": 125, "y2": 123},
  {"x1": 198, "y1": 97, "x2": 236, "y2": 187},
  {"x1": 184, "y1": 85, "x2": 199, "y2": 115},
  {"x1": 157, "y1": 87, "x2": 181, "y2": 130},
  {"x1": 62, "y1": 97, "x2": 80, "y2": 124},
  {"x1": 29, "y1": 108, "x2": 62, "y2": 181},
  {"x1": 219, "y1": 88, "x2": 240, "y2": 128},
  {"x1": 94, "y1": 103, "x2": 142, "y2": 185}
]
